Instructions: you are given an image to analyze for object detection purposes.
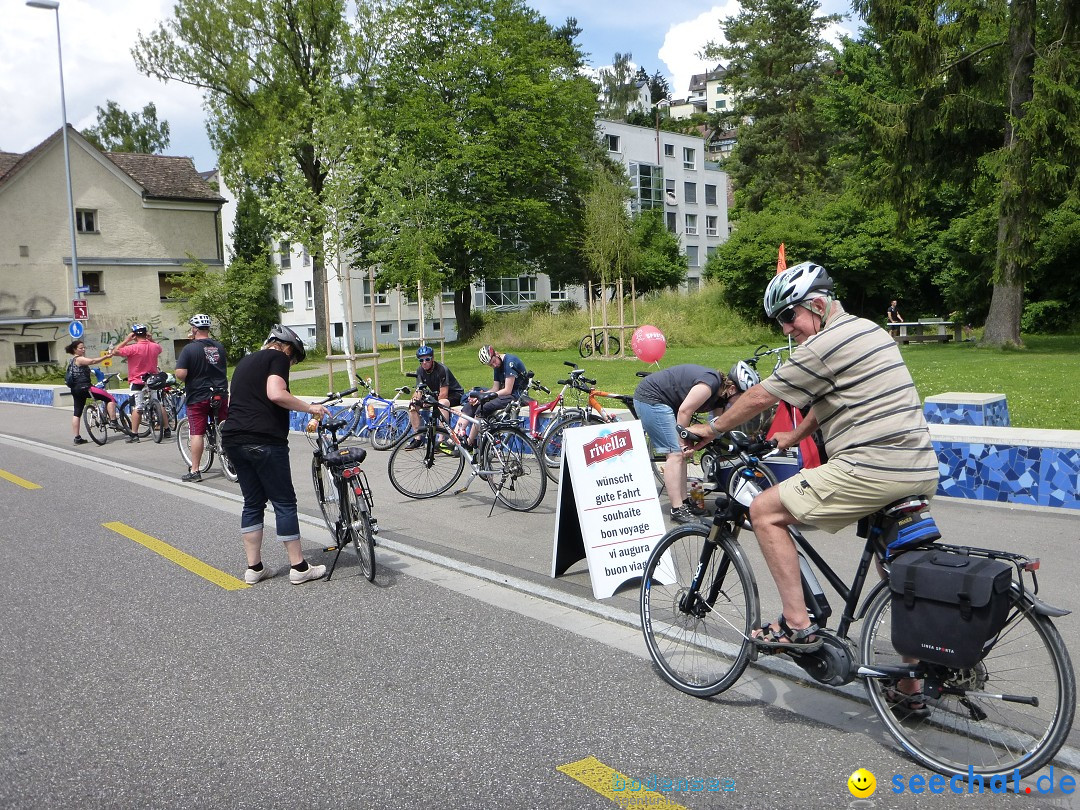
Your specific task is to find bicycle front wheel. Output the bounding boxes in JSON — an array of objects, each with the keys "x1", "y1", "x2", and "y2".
[
  {"x1": 861, "y1": 584, "x2": 1076, "y2": 777},
  {"x1": 577, "y1": 335, "x2": 594, "y2": 358},
  {"x1": 725, "y1": 462, "x2": 779, "y2": 499},
  {"x1": 148, "y1": 400, "x2": 166, "y2": 443},
  {"x1": 483, "y1": 426, "x2": 547, "y2": 511},
  {"x1": 372, "y1": 408, "x2": 410, "y2": 450},
  {"x1": 176, "y1": 419, "x2": 215, "y2": 473},
  {"x1": 312, "y1": 457, "x2": 342, "y2": 537},
  {"x1": 540, "y1": 411, "x2": 600, "y2": 483},
  {"x1": 119, "y1": 398, "x2": 151, "y2": 438},
  {"x1": 219, "y1": 448, "x2": 238, "y2": 482},
  {"x1": 387, "y1": 428, "x2": 464, "y2": 499},
  {"x1": 82, "y1": 404, "x2": 108, "y2": 445},
  {"x1": 347, "y1": 489, "x2": 376, "y2": 582},
  {"x1": 640, "y1": 524, "x2": 759, "y2": 697}
]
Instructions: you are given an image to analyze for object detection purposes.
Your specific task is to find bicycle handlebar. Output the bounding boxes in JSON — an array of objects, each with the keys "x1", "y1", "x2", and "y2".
[{"x1": 315, "y1": 386, "x2": 358, "y2": 405}]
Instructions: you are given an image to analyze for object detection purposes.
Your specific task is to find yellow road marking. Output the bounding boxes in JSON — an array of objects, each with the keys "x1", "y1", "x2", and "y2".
[
  {"x1": 557, "y1": 756, "x2": 689, "y2": 809},
  {"x1": 0, "y1": 469, "x2": 42, "y2": 490},
  {"x1": 103, "y1": 521, "x2": 248, "y2": 591}
]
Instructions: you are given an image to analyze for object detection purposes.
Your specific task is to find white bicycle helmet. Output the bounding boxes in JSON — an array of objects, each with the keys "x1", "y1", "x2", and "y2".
[
  {"x1": 729, "y1": 360, "x2": 760, "y2": 392},
  {"x1": 477, "y1": 345, "x2": 494, "y2": 365},
  {"x1": 264, "y1": 323, "x2": 306, "y2": 363},
  {"x1": 189, "y1": 313, "x2": 212, "y2": 329},
  {"x1": 763, "y1": 261, "x2": 833, "y2": 318}
]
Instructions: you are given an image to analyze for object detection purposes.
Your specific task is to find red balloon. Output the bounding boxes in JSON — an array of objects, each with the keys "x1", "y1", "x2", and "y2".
[{"x1": 631, "y1": 325, "x2": 667, "y2": 363}]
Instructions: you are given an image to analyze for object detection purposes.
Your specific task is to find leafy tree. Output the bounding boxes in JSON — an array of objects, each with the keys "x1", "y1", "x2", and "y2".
[
  {"x1": 704, "y1": 0, "x2": 841, "y2": 213},
  {"x1": 81, "y1": 100, "x2": 170, "y2": 154},
  {"x1": 598, "y1": 52, "x2": 641, "y2": 119},
  {"x1": 230, "y1": 186, "x2": 274, "y2": 263},
  {"x1": 582, "y1": 159, "x2": 636, "y2": 291},
  {"x1": 133, "y1": 0, "x2": 368, "y2": 351},
  {"x1": 631, "y1": 208, "x2": 686, "y2": 292},
  {"x1": 648, "y1": 71, "x2": 671, "y2": 105}
]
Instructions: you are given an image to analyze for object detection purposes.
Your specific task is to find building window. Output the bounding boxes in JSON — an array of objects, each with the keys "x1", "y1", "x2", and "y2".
[
  {"x1": 304, "y1": 281, "x2": 313, "y2": 309},
  {"x1": 441, "y1": 285, "x2": 455, "y2": 304},
  {"x1": 683, "y1": 147, "x2": 696, "y2": 170},
  {"x1": 706, "y1": 216, "x2": 719, "y2": 237},
  {"x1": 604, "y1": 134, "x2": 621, "y2": 152},
  {"x1": 687, "y1": 274, "x2": 701, "y2": 291},
  {"x1": 683, "y1": 182, "x2": 697, "y2": 204},
  {"x1": 334, "y1": 323, "x2": 344, "y2": 338},
  {"x1": 714, "y1": 99, "x2": 727, "y2": 109},
  {"x1": 302, "y1": 246, "x2": 310, "y2": 266},
  {"x1": 14, "y1": 342, "x2": 51, "y2": 365},
  {"x1": 76, "y1": 209, "x2": 97, "y2": 233},
  {"x1": 686, "y1": 245, "x2": 700, "y2": 267},
  {"x1": 664, "y1": 143, "x2": 674, "y2": 157},
  {"x1": 82, "y1": 271, "x2": 103, "y2": 293},
  {"x1": 279, "y1": 241, "x2": 291, "y2": 269},
  {"x1": 380, "y1": 323, "x2": 392, "y2": 334},
  {"x1": 479, "y1": 276, "x2": 536, "y2": 308},
  {"x1": 363, "y1": 278, "x2": 388, "y2": 306},
  {"x1": 666, "y1": 211, "x2": 678, "y2": 233},
  {"x1": 684, "y1": 214, "x2": 698, "y2": 235},
  {"x1": 407, "y1": 322, "x2": 418, "y2": 333},
  {"x1": 629, "y1": 162, "x2": 663, "y2": 212},
  {"x1": 550, "y1": 283, "x2": 569, "y2": 302},
  {"x1": 432, "y1": 321, "x2": 441, "y2": 331},
  {"x1": 307, "y1": 327, "x2": 316, "y2": 339},
  {"x1": 705, "y1": 184, "x2": 717, "y2": 206},
  {"x1": 281, "y1": 283, "x2": 294, "y2": 311},
  {"x1": 707, "y1": 246, "x2": 717, "y2": 259}
]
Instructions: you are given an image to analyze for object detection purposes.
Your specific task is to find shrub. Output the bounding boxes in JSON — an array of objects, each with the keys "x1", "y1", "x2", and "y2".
[
  {"x1": 1021, "y1": 300, "x2": 1073, "y2": 334},
  {"x1": 4, "y1": 364, "x2": 63, "y2": 383},
  {"x1": 557, "y1": 299, "x2": 580, "y2": 314}
]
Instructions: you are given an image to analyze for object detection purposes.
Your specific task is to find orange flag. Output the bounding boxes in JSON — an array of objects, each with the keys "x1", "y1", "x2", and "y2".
[{"x1": 776, "y1": 243, "x2": 787, "y2": 273}]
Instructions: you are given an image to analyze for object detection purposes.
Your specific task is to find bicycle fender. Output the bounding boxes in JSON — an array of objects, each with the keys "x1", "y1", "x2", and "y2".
[{"x1": 1013, "y1": 583, "x2": 1071, "y2": 618}]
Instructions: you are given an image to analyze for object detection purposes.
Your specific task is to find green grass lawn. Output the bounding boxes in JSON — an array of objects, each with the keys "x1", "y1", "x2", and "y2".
[{"x1": 290, "y1": 334, "x2": 1080, "y2": 431}]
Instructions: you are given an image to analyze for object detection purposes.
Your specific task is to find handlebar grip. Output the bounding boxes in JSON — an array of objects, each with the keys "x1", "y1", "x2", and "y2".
[
  {"x1": 341, "y1": 387, "x2": 358, "y2": 397},
  {"x1": 556, "y1": 379, "x2": 569, "y2": 385},
  {"x1": 677, "y1": 425, "x2": 694, "y2": 441},
  {"x1": 563, "y1": 360, "x2": 579, "y2": 368},
  {"x1": 583, "y1": 377, "x2": 596, "y2": 385},
  {"x1": 538, "y1": 384, "x2": 550, "y2": 394},
  {"x1": 406, "y1": 371, "x2": 418, "y2": 378}
]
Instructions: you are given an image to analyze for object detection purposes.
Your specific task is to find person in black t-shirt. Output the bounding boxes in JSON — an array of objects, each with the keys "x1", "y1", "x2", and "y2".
[
  {"x1": 404, "y1": 345, "x2": 465, "y2": 450},
  {"x1": 220, "y1": 325, "x2": 329, "y2": 586},
  {"x1": 175, "y1": 314, "x2": 229, "y2": 482}
]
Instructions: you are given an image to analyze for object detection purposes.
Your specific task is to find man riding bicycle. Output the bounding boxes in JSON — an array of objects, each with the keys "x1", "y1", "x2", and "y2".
[
  {"x1": 405, "y1": 345, "x2": 464, "y2": 451},
  {"x1": 175, "y1": 314, "x2": 228, "y2": 482},
  {"x1": 686, "y1": 261, "x2": 938, "y2": 666}
]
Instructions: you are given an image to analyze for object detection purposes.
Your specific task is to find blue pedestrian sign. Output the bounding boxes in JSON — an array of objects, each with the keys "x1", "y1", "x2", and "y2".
[{"x1": 68, "y1": 321, "x2": 84, "y2": 340}]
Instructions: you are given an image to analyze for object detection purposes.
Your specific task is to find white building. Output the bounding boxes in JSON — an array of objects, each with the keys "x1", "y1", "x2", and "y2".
[
  {"x1": 667, "y1": 64, "x2": 736, "y2": 121},
  {"x1": 596, "y1": 119, "x2": 730, "y2": 288}
]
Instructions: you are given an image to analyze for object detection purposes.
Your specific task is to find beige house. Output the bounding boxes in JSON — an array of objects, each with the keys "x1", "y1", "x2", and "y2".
[{"x1": 0, "y1": 126, "x2": 224, "y2": 373}]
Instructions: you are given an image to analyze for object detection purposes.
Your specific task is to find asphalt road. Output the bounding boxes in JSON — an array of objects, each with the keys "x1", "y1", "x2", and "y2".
[{"x1": 1, "y1": 401, "x2": 1078, "y2": 809}]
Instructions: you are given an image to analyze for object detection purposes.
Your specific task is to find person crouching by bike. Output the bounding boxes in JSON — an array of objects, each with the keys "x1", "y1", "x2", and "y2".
[
  {"x1": 112, "y1": 323, "x2": 163, "y2": 443},
  {"x1": 64, "y1": 340, "x2": 118, "y2": 445},
  {"x1": 457, "y1": 345, "x2": 528, "y2": 450},
  {"x1": 405, "y1": 344, "x2": 464, "y2": 451},
  {"x1": 684, "y1": 262, "x2": 937, "y2": 680},
  {"x1": 220, "y1": 325, "x2": 330, "y2": 585},
  {"x1": 634, "y1": 361, "x2": 757, "y2": 524},
  {"x1": 175, "y1": 314, "x2": 228, "y2": 482}
]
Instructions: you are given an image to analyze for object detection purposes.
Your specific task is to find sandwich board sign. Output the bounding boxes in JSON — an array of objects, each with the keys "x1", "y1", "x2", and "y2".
[{"x1": 551, "y1": 419, "x2": 674, "y2": 599}]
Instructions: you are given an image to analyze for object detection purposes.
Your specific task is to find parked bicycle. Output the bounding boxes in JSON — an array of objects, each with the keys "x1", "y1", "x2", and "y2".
[
  {"x1": 330, "y1": 376, "x2": 412, "y2": 449},
  {"x1": 308, "y1": 388, "x2": 377, "y2": 582},
  {"x1": 118, "y1": 375, "x2": 169, "y2": 443},
  {"x1": 176, "y1": 386, "x2": 237, "y2": 481},
  {"x1": 639, "y1": 431, "x2": 1074, "y2": 777},
  {"x1": 578, "y1": 330, "x2": 620, "y2": 358},
  {"x1": 81, "y1": 372, "x2": 124, "y2": 445},
  {"x1": 387, "y1": 378, "x2": 547, "y2": 512}
]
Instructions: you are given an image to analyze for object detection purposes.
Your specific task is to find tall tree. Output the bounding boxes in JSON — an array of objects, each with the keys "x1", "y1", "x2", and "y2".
[
  {"x1": 81, "y1": 100, "x2": 170, "y2": 154},
  {"x1": 370, "y1": 0, "x2": 599, "y2": 337},
  {"x1": 704, "y1": 0, "x2": 841, "y2": 212},
  {"x1": 598, "y1": 52, "x2": 641, "y2": 119},
  {"x1": 632, "y1": 208, "x2": 686, "y2": 292},
  {"x1": 648, "y1": 70, "x2": 671, "y2": 105},
  {"x1": 581, "y1": 159, "x2": 636, "y2": 291},
  {"x1": 133, "y1": 0, "x2": 370, "y2": 351}
]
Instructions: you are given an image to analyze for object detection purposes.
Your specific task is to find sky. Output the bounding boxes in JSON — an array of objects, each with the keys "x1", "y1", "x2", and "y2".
[{"x1": 1, "y1": 0, "x2": 859, "y2": 173}]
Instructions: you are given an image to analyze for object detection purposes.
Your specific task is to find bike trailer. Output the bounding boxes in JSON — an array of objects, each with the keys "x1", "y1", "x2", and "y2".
[{"x1": 889, "y1": 549, "x2": 1012, "y2": 669}]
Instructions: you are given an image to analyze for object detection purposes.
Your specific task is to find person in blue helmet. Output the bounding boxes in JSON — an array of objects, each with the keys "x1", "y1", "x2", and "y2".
[{"x1": 404, "y1": 345, "x2": 464, "y2": 450}]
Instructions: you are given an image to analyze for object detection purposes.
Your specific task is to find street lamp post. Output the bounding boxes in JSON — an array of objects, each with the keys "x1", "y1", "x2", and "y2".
[{"x1": 27, "y1": 0, "x2": 80, "y2": 312}]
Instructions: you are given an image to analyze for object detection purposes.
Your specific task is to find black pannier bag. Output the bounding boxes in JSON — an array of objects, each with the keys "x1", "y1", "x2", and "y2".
[{"x1": 890, "y1": 549, "x2": 1012, "y2": 669}]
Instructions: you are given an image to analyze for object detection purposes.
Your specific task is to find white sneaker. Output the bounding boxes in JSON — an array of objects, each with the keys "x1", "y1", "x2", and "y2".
[
  {"x1": 244, "y1": 565, "x2": 275, "y2": 585},
  {"x1": 289, "y1": 563, "x2": 326, "y2": 585}
]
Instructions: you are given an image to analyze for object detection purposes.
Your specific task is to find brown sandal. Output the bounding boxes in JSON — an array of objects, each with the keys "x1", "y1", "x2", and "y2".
[{"x1": 752, "y1": 614, "x2": 824, "y2": 653}]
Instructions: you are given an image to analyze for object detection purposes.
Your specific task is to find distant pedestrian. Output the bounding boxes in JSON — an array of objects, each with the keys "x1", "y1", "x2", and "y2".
[{"x1": 886, "y1": 300, "x2": 903, "y2": 336}]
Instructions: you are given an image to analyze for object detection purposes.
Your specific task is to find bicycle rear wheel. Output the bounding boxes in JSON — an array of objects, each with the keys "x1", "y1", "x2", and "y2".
[
  {"x1": 176, "y1": 419, "x2": 214, "y2": 473},
  {"x1": 387, "y1": 428, "x2": 464, "y2": 499},
  {"x1": 539, "y1": 411, "x2": 598, "y2": 483},
  {"x1": 640, "y1": 524, "x2": 759, "y2": 697},
  {"x1": 371, "y1": 408, "x2": 410, "y2": 450},
  {"x1": 483, "y1": 426, "x2": 547, "y2": 511},
  {"x1": 82, "y1": 403, "x2": 108, "y2": 445},
  {"x1": 347, "y1": 489, "x2": 376, "y2": 582},
  {"x1": 577, "y1": 335, "x2": 594, "y2": 358},
  {"x1": 312, "y1": 457, "x2": 341, "y2": 536},
  {"x1": 861, "y1": 584, "x2": 1075, "y2": 777},
  {"x1": 219, "y1": 447, "x2": 238, "y2": 482},
  {"x1": 148, "y1": 400, "x2": 166, "y2": 443}
]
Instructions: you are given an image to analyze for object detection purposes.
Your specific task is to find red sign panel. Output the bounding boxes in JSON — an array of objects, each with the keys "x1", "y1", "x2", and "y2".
[
  {"x1": 582, "y1": 428, "x2": 633, "y2": 467},
  {"x1": 73, "y1": 299, "x2": 88, "y2": 320}
]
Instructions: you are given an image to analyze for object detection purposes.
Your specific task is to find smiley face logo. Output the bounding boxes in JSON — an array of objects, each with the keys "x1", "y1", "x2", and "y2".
[{"x1": 847, "y1": 768, "x2": 876, "y2": 798}]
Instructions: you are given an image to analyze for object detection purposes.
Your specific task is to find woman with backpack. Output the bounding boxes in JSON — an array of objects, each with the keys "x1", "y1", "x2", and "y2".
[{"x1": 64, "y1": 340, "x2": 118, "y2": 445}]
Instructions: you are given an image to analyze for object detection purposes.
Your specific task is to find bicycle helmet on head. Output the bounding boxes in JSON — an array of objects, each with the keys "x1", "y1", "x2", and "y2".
[
  {"x1": 189, "y1": 313, "x2": 212, "y2": 329},
  {"x1": 131, "y1": 323, "x2": 148, "y2": 336},
  {"x1": 264, "y1": 323, "x2": 306, "y2": 364},
  {"x1": 477, "y1": 345, "x2": 494, "y2": 365},
  {"x1": 729, "y1": 360, "x2": 760, "y2": 392},
  {"x1": 416, "y1": 345, "x2": 434, "y2": 360},
  {"x1": 763, "y1": 261, "x2": 833, "y2": 318}
]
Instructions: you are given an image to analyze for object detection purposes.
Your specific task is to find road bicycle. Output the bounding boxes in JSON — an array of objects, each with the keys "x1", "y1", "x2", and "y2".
[
  {"x1": 330, "y1": 376, "x2": 412, "y2": 450},
  {"x1": 118, "y1": 375, "x2": 169, "y2": 443},
  {"x1": 80, "y1": 372, "x2": 124, "y2": 445},
  {"x1": 578, "y1": 330, "x2": 620, "y2": 358},
  {"x1": 639, "y1": 431, "x2": 1075, "y2": 777},
  {"x1": 387, "y1": 378, "x2": 547, "y2": 512},
  {"x1": 176, "y1": 386, "x2": 237, "y2": 481},
  {"x1": 308, "y1": 388, "x2": 377, "y2": 582}
]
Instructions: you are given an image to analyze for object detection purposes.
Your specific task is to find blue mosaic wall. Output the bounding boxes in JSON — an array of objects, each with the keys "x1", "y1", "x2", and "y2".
[
  {"x1": 934, "y1": 440, "x2": 1080, "y2": 509},
  {"x1": 924, "y1": 397, "x2": 1011, "y2": 427},
  {"x1": 0, "y1": 386, "x2": 55, "y2": 406}
]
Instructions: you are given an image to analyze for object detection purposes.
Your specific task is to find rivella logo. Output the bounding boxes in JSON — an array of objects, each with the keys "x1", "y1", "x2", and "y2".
[{"x1": 583, "y1": 429, "x2": 632, "y2": 467}]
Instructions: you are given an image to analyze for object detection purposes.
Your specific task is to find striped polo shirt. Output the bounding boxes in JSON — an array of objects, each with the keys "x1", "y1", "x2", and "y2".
[{"x1": 759, "y1": 307, "x2": 938, "y2": 482}]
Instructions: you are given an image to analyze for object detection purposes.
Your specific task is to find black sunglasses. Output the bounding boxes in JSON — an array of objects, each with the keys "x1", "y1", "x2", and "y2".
[
  {"x1": 420, "y1": 356, "x2": 434, "y2": 362},
  {"x1": 776, "y1": 305, "x2": 799, "y2": 325}
]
